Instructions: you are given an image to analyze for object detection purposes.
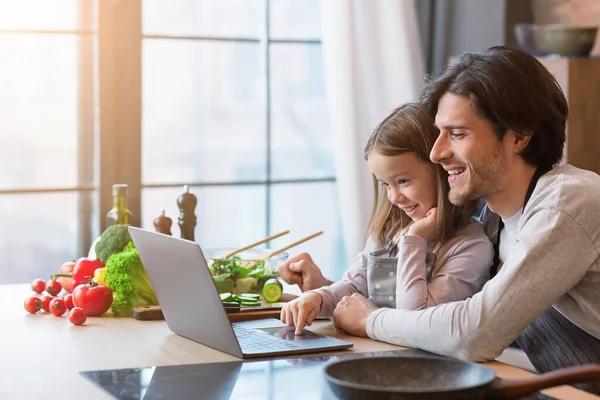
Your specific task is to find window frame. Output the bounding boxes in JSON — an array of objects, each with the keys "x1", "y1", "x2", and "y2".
[{"x1": 125, "y1": 0, "x2": 335, "y2": 239}]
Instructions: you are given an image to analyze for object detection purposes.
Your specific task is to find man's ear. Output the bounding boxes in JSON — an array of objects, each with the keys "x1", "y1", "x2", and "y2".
[{"x1": 510, "y1": 130, "x2": 532, "y2": 155}]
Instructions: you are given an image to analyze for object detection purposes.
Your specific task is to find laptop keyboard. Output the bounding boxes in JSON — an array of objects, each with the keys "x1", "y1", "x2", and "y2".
[{"x1": 233, "y1": 324, "x2": 301, "y2": 353}]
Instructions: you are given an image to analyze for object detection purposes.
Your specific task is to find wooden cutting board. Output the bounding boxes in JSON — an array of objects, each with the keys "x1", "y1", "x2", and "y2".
[{"x1": 132, "y1": 293, "x2": 298, "y2": 323}]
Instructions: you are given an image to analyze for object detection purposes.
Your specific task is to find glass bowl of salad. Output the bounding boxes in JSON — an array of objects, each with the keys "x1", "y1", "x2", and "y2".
[{"x1": 204, "y1": 248, "x2": 288, "y2": 295}]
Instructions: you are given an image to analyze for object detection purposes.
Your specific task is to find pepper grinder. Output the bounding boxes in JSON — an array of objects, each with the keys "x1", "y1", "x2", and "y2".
[
  {"x1": 153, "y1": 209, "x2": 172, "y2": 235},
  {"x1": 177, "y1": 185, "x2": 197, "y2": 241}
]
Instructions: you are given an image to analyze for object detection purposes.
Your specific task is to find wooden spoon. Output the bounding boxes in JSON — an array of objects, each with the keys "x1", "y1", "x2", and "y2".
[
  {"x1": 255, "y1": 231, "x2": 324, "y2": 260},
  {"x1": 220, "y1": 230, "x2": 290, "y2": 259}
]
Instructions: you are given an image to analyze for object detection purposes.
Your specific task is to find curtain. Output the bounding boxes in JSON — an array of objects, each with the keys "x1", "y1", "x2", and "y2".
[{"x1": 321, "y1": 0, "x2": 424, "y2": 275}]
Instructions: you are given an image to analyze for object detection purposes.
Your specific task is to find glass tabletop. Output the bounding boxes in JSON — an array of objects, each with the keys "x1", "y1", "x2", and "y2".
[{"x1": 80, "y1": 349, "x2": 555, "y2": 400}]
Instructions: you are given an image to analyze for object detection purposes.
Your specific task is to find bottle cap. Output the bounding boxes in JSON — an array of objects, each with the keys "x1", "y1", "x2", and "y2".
[{"x1": 112, "y1": 184, "x2": 128, "y2": 197}]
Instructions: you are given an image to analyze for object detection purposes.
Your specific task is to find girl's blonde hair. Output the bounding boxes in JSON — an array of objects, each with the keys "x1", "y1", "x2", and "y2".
[{"x1": 364, "y1": 102, "x2": 477, "y2": 248}]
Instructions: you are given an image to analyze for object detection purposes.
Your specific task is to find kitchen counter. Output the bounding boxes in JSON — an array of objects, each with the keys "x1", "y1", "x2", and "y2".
[{"x1": 2, "y1": 284, "x2": 597, "y2": 400}]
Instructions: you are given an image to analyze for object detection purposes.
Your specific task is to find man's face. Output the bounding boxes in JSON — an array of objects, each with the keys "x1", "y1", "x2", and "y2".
[{"x1": 430, "y1": 93, "x2": 511, "y2": 205}]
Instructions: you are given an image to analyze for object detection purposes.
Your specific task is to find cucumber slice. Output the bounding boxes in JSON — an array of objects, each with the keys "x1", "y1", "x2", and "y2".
[
  {"x1": 219, "y1": 293, "x2": 234, "y2": 302},
  {"x1": 240, "y1": 301, "x2": 261, "y2": 307},
  {"x1": 262, "y1": 278, "x2": 283, "y2": 303},
  {"x1": 240, "y1": 293, "x2": 260, "y2": 300}
]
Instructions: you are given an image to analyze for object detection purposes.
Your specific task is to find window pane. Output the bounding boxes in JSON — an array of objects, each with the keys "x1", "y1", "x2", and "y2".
[
  {"x1": 143, "y1": 0, "x2": 264, "y2": 38},
  {"x1": 269, "y1": 0, "x2": 321, "y2": 40},
  {"x1": 270, "y1": 44, "x2": 333, "y2": 180},
  {"x1": 0, "y1": 34, "x2": 80, "y2": 190},
  {"x1": 142, "y1": 39, "x2": 267, "y2": 184},
  {"x1": 0, "y1": 192, "x2": 82, "y2": 284},
  {"x1": 269, "y1": 182, "x2": 346, "y2": 288},
  {"x1": 141, "y1": 186, "x2": 266, "y2": 250},
  {"x1": 0, "y1": 0, "x2": 80, "y2": 30}
]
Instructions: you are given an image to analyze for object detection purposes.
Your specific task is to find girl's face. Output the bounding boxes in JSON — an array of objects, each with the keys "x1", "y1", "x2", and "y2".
[{"x1": 367, "y1": 150, "x2": 438, "y2": 222}]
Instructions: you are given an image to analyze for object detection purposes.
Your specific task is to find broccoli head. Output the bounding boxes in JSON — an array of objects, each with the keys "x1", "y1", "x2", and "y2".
[
  {"x1": 95, "y1": 224, "x2": 132, "y2": 263},
  {"x1": 103, "y1": 242, "x2": 158, "y2": 316}
]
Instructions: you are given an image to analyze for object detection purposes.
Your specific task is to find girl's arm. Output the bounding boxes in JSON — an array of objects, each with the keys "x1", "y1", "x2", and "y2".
[
  {"x1": 310, "y1": 239, "x2": 376, "y2": 317},
  {"x1": 394, "y1": 230, "x2": 493, "y2": 310}
]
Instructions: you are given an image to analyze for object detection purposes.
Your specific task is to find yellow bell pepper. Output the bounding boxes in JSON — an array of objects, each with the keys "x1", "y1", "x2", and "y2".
[{"x1": 93, "y1": 267, "x2": 107, "y2": 285}]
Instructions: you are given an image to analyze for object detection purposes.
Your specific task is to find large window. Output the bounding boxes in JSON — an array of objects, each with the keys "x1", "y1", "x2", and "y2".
[
  {"x1": 140, "y1": 0, "x2": 346, "y2": 286},
  {"x1": 1, "y1": 0, "x2": 346, "y2": 286},
  {"x1": 0, "y1": 0, "x2": 97, "y2": 284}
]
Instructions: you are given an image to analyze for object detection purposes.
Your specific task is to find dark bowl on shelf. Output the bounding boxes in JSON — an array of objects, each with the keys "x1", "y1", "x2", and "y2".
[
  {"x1": 514, "y1": 23, "x2": 550, "y2": 57},
  {"x1": 544, "y1": 24, "x2": 597, "y2": 57}
]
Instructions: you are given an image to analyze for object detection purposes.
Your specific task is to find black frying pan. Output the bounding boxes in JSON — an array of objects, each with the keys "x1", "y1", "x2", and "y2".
[{"x1": 324, "y1": 356, "x2": 600, "y2": 400}]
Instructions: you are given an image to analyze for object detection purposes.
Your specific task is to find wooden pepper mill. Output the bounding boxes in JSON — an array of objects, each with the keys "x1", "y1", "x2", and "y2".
[
  {"x1": 153, "y1": 209, "x2": 172, "y2": 235},
  {"x1": 177, "y1": 185, "x2": 197, "y2": 241}
]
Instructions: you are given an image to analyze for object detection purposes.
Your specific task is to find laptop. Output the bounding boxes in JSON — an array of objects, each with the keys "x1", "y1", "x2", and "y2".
[{"x1": 128, "y1": 227, "x2": 353, "y2": 358}]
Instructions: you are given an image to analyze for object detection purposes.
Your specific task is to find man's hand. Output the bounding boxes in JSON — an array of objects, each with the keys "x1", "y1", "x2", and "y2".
[
  {"x1": 407, "y1": 207, "x2": 438, "y2": 242},
  {"x1": 280, "y1": 291, "x2": 323, "y2": 335},
  {"x1": 278, "y1": 252, "x2": 332, "y2": 292},
  {"x1": 332, "y1": 293, "x2": 379, "y2": 337}
]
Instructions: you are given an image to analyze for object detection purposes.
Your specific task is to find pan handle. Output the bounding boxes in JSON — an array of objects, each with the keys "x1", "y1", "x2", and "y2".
[{"x1": 499, "y1": 364, "x2": 600, "y2": 399}]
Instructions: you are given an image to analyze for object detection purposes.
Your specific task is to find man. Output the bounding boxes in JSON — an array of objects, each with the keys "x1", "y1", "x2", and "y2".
[{"x1": 279, "y1": 46, "x2": 600, "y2": 393}]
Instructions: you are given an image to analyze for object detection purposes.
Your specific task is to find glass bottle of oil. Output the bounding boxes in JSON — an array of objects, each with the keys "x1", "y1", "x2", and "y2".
[{"x1": 106, "y1": 184, "x2": 133, "y2": 227}]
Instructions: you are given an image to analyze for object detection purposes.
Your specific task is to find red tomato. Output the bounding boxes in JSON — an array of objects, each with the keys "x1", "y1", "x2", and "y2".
[
  {"x1": 31, "y1": 279, "x2": 45, "y2": 294},
  {"x1": 45, "y1": 280, "x2": 62, "y2": 296},
  {"x1": 40, "y1": 295, "x2": 53, "y2": 312},
  {"x1": 49, "y1": 298, "x2": 66, "y2": 317},
  {"x1": 24, "y1": 297, "x2": 42, "y2": 314},
  {"x1": 72, "y1": 283, "x2": 113, "y2": 316},
  {"x1": 58, "y1": 261, "x2": 76, "y2": 293},
  {"x1": 68, "y1": 307, "x2": 87, "y2": 326},
  {"x1": 63, "y1": 294, "x2": 74, "y2": 310}
]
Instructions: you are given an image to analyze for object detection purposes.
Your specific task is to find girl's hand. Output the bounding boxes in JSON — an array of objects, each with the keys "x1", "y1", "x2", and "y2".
[
  {"x1": 407, "y1": 207, "x2": 438, "y2": 242},
  {"x1": 280, "y1": 291, "x2": 323, "y2": 335}
]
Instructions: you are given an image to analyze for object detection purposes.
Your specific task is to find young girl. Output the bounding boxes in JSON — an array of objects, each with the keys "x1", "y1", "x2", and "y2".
[{"x1": 280, "y1": 103, "x2": 494, "y2": 335}]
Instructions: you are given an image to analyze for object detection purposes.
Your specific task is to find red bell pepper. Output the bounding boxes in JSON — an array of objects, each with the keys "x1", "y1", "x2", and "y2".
[{"x1": 52, "y1": 257, "x2": 104, "y2": 290}]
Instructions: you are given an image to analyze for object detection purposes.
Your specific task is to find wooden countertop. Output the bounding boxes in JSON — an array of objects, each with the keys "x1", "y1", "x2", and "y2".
[{"x1": 2, "y1": 284, "x2": 597, "y2": 399}]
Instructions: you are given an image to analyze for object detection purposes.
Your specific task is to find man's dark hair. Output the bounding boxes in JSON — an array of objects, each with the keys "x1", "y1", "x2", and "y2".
[{"x1": 421, "y1": 46, "x2": 568, "y2": 171}]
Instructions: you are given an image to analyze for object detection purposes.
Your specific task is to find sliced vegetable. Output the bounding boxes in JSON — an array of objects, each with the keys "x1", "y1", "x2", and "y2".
[
  {"x1": 219, "y1": 293, "x2": 234, "y2": 302},
  {"x1": 240, "y1": 293, "x2": 260, "y2": 300},
  {"x1": 240, "y1": 301, "x2": 261, "y2": 307},
  {"x1": 221, "y1": 293, "x2": 261, "y2": 307},
  {"x1": 262, "y1": 278, "x2": 283, "y2": 303}
]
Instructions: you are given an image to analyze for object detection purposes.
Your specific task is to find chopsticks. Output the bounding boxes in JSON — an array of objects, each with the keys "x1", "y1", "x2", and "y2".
[
  {"x1": 221, "y1": 230, "x2": 290, "y2": 259},
  {"x1": 257, "y1": 231, "x2": 324, "y2": 259}
]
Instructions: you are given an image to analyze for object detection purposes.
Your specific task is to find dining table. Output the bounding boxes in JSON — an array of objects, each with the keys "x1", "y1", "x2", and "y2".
[{"x1": 2, "y1": 283, "x2": 598, "y2": 400}]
